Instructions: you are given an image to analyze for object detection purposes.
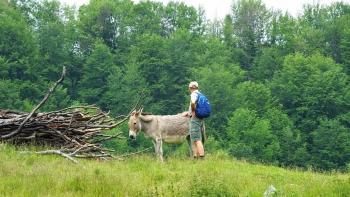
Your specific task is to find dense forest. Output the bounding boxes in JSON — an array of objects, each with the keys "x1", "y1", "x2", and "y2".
[{"x1": 0, "y1": 0, "x2": 349, "y2": 171}]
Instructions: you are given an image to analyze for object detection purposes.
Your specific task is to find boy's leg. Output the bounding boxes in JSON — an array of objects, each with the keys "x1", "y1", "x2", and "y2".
[
  {"x1": 192, "y1": 142, "x2": 198, "y2": 158},
  {"x1": 195, "y1": 140, "x2": 204, "y2": 156},
  {"x1": 190, "y1": 118, "x2": 204, "y2": 158}
]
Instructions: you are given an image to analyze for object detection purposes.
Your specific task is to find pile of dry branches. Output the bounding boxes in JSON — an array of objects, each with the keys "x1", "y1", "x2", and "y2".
[
  {"x1": 0, "y1": 66, "x2": 141, "y2": 163},
  {"x1": 0, "y1": 106, "x2": 126, "y2": 162}
]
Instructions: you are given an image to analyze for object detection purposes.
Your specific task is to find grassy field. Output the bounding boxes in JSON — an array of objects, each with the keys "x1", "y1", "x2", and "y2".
[{"x1": 0, "y1": 143, "x2": 349, "y2": 197}]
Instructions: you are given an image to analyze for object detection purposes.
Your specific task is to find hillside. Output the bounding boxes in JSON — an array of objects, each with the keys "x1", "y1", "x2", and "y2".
[
  {"x1": 1, "y1": 0, "x2": 350, "y2": 171},
  {"x1": 0, "y1": 144, "x2": 349, "y2": 196}
]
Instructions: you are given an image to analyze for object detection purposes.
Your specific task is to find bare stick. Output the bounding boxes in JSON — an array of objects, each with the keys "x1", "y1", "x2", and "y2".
[
  {"x1": 36, "y1": 105, "x2": 98, "y2": 118},
  {"x1": 98, "y1": 91, "x2": 146, "y2": 129},
  {"x1": 92, "y1": 132, "x2": 124, "y2": 143},
  {"x1": 37, "y1": 150, "x2": 78, "y2": 163},
  {"x1": 2, "y1": 66, "x2": 66, "y2": 139},
  {"x1": 116, "y1": 147, "x2": 152, "y2": 159}
]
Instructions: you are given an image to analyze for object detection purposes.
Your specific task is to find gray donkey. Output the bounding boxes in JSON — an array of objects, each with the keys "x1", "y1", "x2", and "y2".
[{"x1": 128, "y1": 109, "x2": 205, "y2": 161}]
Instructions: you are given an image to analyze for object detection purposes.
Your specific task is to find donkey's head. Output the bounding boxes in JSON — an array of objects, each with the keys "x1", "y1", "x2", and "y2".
[
  {"x1": 128, "y1": 109, "x2": 154, "y2": 140},
  {"x1": 128, "y1": 109, "x2": 142, "y2": 140}
]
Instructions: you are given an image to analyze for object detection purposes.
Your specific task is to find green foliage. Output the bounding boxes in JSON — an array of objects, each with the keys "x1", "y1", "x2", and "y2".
[
  {"x1": 311, "y1": 118, "x2": 350, "y2": 170},
  {"x1": 250, "y1": 47, "x2": 283, "y2": 81},
  {"x1": 163, "y1": 2, "x2": 202, "y2": 36},
  {"x1": 133, "y1": 1, "x2": 163, "y2": 35},
  {"x1": 233, "y1": 81, "x2": 274, "y2": 114},
  {"x1": 102, "y1": 62, "x2": 144, "y2": 115},
  {"x1": 129, "y1": 33, "x2": 171, "y2": 113},
  {"x1": 340, "y1": 16, "x2": 350, "y2": 75},
  {"x1": 77, "y1": 0, "x2": 134, "y2": 50},
  {"x1": 78, "y1": 40, "x2": 115, "y2": 107},
  {"x1": 270, "y1": 53, "x2": 349, "y2": 132},
  {"x1": 0, "y1": 1, "x2": 37, "y2": 81},
  {"x1": 0, "y1": 80, "x2": 24, "y2": 110},
  {"x1": 269, "y1": 53, "x2": 349, "y2": 169},
  {"x1": 226, "y1": 81, "x2": 300, "y2": 165},
  {"x1": 263, "y1": 108, "x2": 299, "y2": 164},
  {"x1": 165, "y1": 29, "x2": 196, "y2": 112},
  {"x1": 226, "y1": 108, "x2": 280, "y2": 162},
  {"x1": 232, "y1": 0, "x2": 271, "y2": 69},
  {"x1": 269, "y1": 13, "x2": 297, "y2": 55}
]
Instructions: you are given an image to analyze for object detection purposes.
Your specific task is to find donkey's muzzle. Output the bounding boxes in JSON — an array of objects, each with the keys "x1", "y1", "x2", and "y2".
[{"x1": 129, "y1": 135, "x2": 135, "y2": 140}]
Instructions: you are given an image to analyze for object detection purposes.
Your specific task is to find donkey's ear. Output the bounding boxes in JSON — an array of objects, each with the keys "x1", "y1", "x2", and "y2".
[
  {"x1": 140, "y1": 115, "x2": 153, "y2": 122},
  {"x1": 134, "y1": 108, "x2": 143, "y2": 116},
  {"x1": 131, "y1": 110, "x2": 137, "y2": 115}
]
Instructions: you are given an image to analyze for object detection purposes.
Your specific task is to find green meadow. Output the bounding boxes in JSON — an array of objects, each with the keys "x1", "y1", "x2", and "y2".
[{"x1": 0, "y1": 143, "x2": 349, "y2": 197}]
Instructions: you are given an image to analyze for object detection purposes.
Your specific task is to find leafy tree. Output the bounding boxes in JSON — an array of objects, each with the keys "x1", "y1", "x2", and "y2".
[
  {"x1": 271, "y1": 53, "x2": 349, "y2": 132},
  {"x1": 311, "y1": 119, "x2": 350, "y2": 170},
  {"x1": 250, "y1": 47, "x2": 283, "y2": 81},
  {"x1": 129, "y1": 33, "x2": 170, "y2": 113},
  {"x1": 133, "y1": 1, "x2": 163, "y2": 36},
  {"x1": 196, "y1": 37, "x2": 233, "y2": 67},
  {"x1": 78, "y1": 40, "x2": 115, "y2": 107},
  {"x1": 162, "y1": 2, "x2": 201, "y2": 36},
  {"x1": 268, "y1": 12, "x2": 297, "y2": 54},
  {"x1": 223, "y1": 15, "x2": 235, "y2": 47},
  {"x1": 298, "y1": 2, "x2": 350, "y2": 59},
  {"x1": 226, "y1": 108, "x2": 280, "y2": 162},
  {"x1": 270, "y1": 53, "x2": 350, "y2": 168},
  {"x1": 339, "y1": 15, "x2": 350, "y2": 75},
  {"x1": 221, "y1": 16, "x2": 246, "y2": 67},
  {"x1": 102, "y1": 62, "x2": 149, "y2": 115},
  {"x1": 166, "y1": 29, "x2": 197, "y2": 112},
  {"x1": 263, "y1": 108, "x2": 299, "y2": 165},
  {"x1": 229, "y1": 81, "x2": 299, "y2": 164},
  {"x1": 231, "y1": 0, "x2": 271, "y2": 69},
  {"x1": 0, "y1": 1, "x2": 37, "y2": 81},
  {"x1": 36, "y1": 7, "x2": 67, "y2": 81},
  {"x1": 77, "y1": 0, "x2": 134, "y2": 51},
  {"x1": 233, "y1": 81, "x2": 274, "y2": 115},
  {"x1": 0, "y1": 80, "x2": 24, "y2": 110}
]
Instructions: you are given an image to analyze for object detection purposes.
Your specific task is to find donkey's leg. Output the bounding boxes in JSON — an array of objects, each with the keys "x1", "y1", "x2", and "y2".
[
  {"x1": 201, "y1": 122, "x2": 206, "y2": 144},
  {"x1": 156, "y1": 138, "x2": 164, "y2": 162},
  {"x1": 186, "y1": 135, "x2": 193, "y2": 157},
  {"x1": 152, "y1": 140, "x2": 158, "y2": 158}
]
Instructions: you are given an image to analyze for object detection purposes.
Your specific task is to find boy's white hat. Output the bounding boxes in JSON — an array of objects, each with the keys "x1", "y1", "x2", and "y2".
[{"x1": 189, "y1": 81, "x2": 199, "y2": 88}]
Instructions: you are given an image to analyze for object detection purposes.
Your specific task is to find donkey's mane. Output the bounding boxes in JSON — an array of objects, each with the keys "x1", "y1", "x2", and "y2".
[
  {"x1": 140, "y1": 112, "x2": 186, "y2": 117},
  {"x1": 141, "y1": 112, "x2": 153, "y2": 116}
]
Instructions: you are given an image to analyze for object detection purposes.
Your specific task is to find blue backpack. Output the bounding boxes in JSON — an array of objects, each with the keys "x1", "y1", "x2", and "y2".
[{"x1": 195, "y1": 92, "x2": 211, "y2": 119}]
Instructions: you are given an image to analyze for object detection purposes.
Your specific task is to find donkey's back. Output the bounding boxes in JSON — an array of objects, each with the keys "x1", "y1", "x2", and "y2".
[{"x1": 155, "y1": 114, "x2": 189, "y2": 143}]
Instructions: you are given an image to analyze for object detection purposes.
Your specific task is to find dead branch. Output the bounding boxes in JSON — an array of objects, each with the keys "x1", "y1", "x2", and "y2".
[
  {"x1": 36, "y1": 150, "x2": 78, "y2": 163},
  {"x1": 116, "y1": 147, "x2": 152, "y2": 159},
  {"x1": 1, "y1": 66, "x2": 66, "y2": 139}
]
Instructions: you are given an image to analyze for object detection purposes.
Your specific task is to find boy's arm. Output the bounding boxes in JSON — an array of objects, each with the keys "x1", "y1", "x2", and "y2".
[
  {"x1": 190, "y1": 92, "x2": 198, "y2": 118},
  {"x1": 191, "y1": 102, "x2": 196, "y2": 116}
]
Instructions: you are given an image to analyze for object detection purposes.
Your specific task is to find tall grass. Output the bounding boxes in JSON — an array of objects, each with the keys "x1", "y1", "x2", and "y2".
[{"x1": 0, "y1": 143, "x2": 349, "y2": 196}]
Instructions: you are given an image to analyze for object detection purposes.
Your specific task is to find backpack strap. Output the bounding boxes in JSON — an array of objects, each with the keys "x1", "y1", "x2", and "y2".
[{"x1": 196, "y1": 91, "x2": 201, "y2": 103}]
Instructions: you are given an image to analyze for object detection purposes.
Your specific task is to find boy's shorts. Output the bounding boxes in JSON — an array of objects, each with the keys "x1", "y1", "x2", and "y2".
[{"x1": 189, "y1": 118, "x2": 204, "y2": 142}]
